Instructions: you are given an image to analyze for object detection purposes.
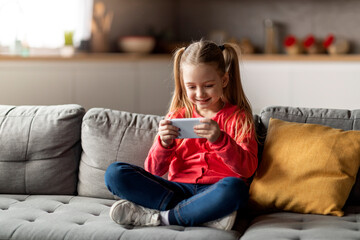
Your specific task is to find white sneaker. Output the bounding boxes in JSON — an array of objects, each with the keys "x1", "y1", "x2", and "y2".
[
  {"x1": 203, "y1": 211, "x2": 237, "y2": 231},
  {"x1": 109, "y1": 199, "x2": 161, "y2": 226}
]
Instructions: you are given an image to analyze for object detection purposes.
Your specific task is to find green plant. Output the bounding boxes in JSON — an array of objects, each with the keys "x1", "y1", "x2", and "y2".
[{"x1": 64, "y1": 31, "x2": 74, "y2": 46}]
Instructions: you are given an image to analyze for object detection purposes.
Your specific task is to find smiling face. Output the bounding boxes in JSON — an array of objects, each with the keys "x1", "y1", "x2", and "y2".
[{"x1": 182, "y1": 63, "x2": 229, "y2": 117}]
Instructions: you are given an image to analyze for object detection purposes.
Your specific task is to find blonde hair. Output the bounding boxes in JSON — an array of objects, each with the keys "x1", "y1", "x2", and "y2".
[{"x1": 168, "y1": 40, "x2": 255, "y2": 142}]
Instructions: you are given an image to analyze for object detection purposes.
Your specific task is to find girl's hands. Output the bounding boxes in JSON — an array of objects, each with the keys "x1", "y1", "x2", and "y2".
[
  {"x1": 158, "y1": 118, "x2": 221, "y2": 147},
  {"x1": 158, "y1": 119, "x2": 179, "y2": 148},
  {"x1": 194, "y1": 118, "x2": 221, "y2": 143}
]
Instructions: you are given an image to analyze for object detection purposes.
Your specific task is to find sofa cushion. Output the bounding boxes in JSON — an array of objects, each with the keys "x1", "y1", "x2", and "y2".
[
  {"x1": 78, "y1": 108, "x2": 163, "y2": 199},
  {"x1": 240, "y1": 206, "x2": 360, "y2": 240},
  {"x1": 249, "y1": 118, "x2": 360, "y2": 216},
  {"x1": 0, "y1": 194, "x2": 240, "y2": 240},
  {"x1": 0, "y1": 105, "x2": 84, "y2": 195},
  {"x1": 257, "y1": 106, "x2": 360, "y2": 206}
]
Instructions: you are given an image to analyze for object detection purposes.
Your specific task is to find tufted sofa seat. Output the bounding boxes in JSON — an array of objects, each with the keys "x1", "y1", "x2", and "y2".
[
  {"x1": 241, "y1": 207, "x2": 360, "y2": 240},
  {"x1": 0, "y1": 194, "x2": 239, "y2": 240}
]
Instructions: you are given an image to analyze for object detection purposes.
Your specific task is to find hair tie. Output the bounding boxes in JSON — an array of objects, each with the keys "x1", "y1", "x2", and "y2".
[{"x1": 219, "y1": 45, "x2": 225, "y2": 51}]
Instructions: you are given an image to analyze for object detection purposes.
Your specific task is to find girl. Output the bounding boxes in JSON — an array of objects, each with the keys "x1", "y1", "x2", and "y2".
[{"x1": 105, "y1": 40, "x2": 258, "y2": 230}]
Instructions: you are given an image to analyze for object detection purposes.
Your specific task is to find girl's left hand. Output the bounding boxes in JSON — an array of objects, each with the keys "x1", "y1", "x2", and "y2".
[{"x1": 194, "y1": 118, "x2": 221, "y2": 143}]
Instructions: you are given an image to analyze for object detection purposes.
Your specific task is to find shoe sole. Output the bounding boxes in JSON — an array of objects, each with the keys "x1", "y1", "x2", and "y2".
[
  {"x1": 224, "y1": 211, "x2": 237, "y2": 231},
  {"x1": 203, "y1": 211, "x2": 237, "y2": 231},
  {"x1": 109, "y1": 199, "x2": 130, "y2": 225},
  {"x1": 109, "y1": 199, "x2": 161, "y2": 226}
]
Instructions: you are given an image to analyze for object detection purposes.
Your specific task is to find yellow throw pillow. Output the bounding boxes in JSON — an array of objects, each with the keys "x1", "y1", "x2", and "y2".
[{"x1": 249, "y1": 118, "x2": 360, "y2": 216}]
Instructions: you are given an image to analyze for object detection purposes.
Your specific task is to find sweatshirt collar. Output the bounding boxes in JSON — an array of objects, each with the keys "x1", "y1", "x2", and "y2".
[{"x1": 192, "y1": 102, "x2": 231, "y2": 119}]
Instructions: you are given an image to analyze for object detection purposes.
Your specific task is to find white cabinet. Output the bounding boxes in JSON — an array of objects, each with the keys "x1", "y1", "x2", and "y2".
[
  {"x1": 136, "y1": 59, "x2": 173, "y2": 115},
  {"x1": 241, "y1": 61, "x2": 360, "y2": 114},
  {"x1": 73, "y1": 62, "x2": 138, "y2": 112},
  {"x1": 0, "y1": 62, "x2": 73, "y2": 105},
  {"x1": 241, "y1": 61, "x2": 291, "y2": 114},
  {"x1": 1, "y1": 56, "x2": 359, "y2": 116},
  {"x1": 0, "y1": 57, "x2": 173, "y2": 115},
  {"x1": 289, "y1": 62, "x2": 359, "y2": 110}
]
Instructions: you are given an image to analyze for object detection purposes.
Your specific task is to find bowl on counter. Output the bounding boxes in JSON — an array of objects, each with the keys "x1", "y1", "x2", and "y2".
[{"x1": 118, "y1": 36, "x2": 155, "y2": 54}]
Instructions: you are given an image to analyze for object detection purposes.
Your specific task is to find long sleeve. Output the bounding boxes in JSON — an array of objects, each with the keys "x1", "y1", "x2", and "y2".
[
  {"x1": 209, "y1": 130, "x2": 258, "y2": 179},
  {"x1": 144, "y1": 136, "x2": 175, "y2": 177}
]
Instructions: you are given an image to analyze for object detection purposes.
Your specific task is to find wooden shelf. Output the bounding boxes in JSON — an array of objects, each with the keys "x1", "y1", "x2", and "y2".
[
  {"x1": 0, "y1": 53, "x2": 171, "y2": 62},
  {"x1": 1, "y1": 53, "x2": 360, "y2": 62},
  {"x1": 241, "y1": 54, "x2": 360, "y2": 62}
]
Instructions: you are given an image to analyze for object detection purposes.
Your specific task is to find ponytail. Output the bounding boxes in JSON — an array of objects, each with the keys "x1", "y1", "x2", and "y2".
[
  {"x1": 222, "y1": 43, "x2": 255, "y2": 142},
  {"x1": 222, "y1": 43, "x2": 240, "y2": 105},
  {"x1": 169, "y1": 47, "x2": 193, "y2": 118}
]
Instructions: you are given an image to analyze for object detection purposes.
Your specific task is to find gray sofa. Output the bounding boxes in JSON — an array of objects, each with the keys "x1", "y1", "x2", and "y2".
[{"x1": 1, "y1": 104, "x2": 359, "y2": 240}]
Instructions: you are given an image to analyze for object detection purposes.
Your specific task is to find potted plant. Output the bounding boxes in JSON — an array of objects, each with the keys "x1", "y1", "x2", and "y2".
[{"x1": 60, "y1": 31, "x2": 75, "y2": 57}]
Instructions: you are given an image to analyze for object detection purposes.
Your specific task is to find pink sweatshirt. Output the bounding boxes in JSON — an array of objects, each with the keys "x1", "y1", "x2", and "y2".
[{"x1": 145, "y1": 103, "x2": 258, "y2": 184}]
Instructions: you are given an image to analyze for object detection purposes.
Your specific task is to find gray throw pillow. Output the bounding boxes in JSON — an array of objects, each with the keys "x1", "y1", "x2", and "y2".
[
  {"x1": 78, "y1": 108, "x2": 162, "y2": 199},
  {"x1": 0, "y1": 105, "x2": 85, "y2": 195}
]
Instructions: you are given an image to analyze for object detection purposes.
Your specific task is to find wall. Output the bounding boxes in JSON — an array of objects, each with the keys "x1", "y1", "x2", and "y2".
[
  {"x1": 96, "y1": 0, "x2": 360, "y2": 53},
  {"x1": 93, "y1": 0, "x2": 176, "y2": 51}
]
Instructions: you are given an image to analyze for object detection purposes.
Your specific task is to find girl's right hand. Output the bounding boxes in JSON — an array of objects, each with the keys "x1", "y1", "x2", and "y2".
[{"x1": 158, "y1": 119, "x2": 179, "y2": 148}]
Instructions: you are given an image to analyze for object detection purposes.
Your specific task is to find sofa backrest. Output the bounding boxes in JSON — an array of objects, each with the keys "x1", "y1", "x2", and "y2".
[
  {"x1": 0, "y1": 105, "x2": 84, "y2": 195},
  {"x1": 77, "y1": 106, "x2": 360, "y2": 204},
  {"x1": 258, "y1": 106, "x2": 360, "y2": 205},
  {"x1": 78, "y1": 108, "x2": 162, "y2": 199}
]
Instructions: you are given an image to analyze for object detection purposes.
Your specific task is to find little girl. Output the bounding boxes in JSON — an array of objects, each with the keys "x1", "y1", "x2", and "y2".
[{"x1": 105, "y1": 40, "x2": 258, "y2": 230}]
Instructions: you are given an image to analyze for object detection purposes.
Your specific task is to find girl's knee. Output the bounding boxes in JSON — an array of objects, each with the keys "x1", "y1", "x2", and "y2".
[
  {"x1": 104, "y1": 162, "x2": 132, "y2": 190},
  {"x1": 220, "y1": 177, "x2": 247, "y2": 190},
  {"x1": 218, "y1": 177, "x2": 249, "y2": 207}
]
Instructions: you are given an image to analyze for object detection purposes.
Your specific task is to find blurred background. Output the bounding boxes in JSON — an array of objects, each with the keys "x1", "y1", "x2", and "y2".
[
  {"x1": 0, "y1": 0, "x2": 360, "y2": 115},
  {"x1": 1, "y1": 0, "x2": 360, "y2": 54}
]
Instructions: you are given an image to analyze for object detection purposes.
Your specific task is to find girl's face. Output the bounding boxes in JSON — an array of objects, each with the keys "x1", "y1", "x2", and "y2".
[{"x1": 182, "y1": 63, "x2": 229, "y2": 115}]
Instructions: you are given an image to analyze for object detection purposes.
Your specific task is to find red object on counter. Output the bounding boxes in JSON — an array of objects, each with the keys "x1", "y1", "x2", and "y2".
[
  {"x1": 303, "y1": 35, "x2": 315, "y2": 48},
  {"x1": 284, "y1": 35, "x2": 297, "y2": 47},
  {"x1": 323, "y1": 34, "x2": 335, "y2": 48}
]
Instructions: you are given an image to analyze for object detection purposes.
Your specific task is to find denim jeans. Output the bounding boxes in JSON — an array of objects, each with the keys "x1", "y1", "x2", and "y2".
[{"x1": 104, "y1": 162, "x2": 249, "y2": 226}]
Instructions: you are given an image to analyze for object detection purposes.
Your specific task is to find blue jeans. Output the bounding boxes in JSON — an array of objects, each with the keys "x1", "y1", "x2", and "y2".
[{"x1": 104, "y1": 162, "x2": 249, "y2": 226}]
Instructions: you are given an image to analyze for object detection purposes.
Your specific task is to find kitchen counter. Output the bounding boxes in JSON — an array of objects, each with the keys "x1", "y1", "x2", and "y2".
[
  {"x1": 1, "y1": 53, "x2": 360, "y2": 62},
  {"x1": 242, "y1": 54, "x2": 360, "y2": 62},
  {"x1": 1, "y1": 52, "x2": 360, "y2": 115},
  {"x1": 0, "y1": 53, "x2": 171, "y2": 62}
]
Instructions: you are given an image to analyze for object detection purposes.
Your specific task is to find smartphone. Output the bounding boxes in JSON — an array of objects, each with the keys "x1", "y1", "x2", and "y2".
[{"x1": 170, "y1": 118, "x2": 204, "y2": 139}]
